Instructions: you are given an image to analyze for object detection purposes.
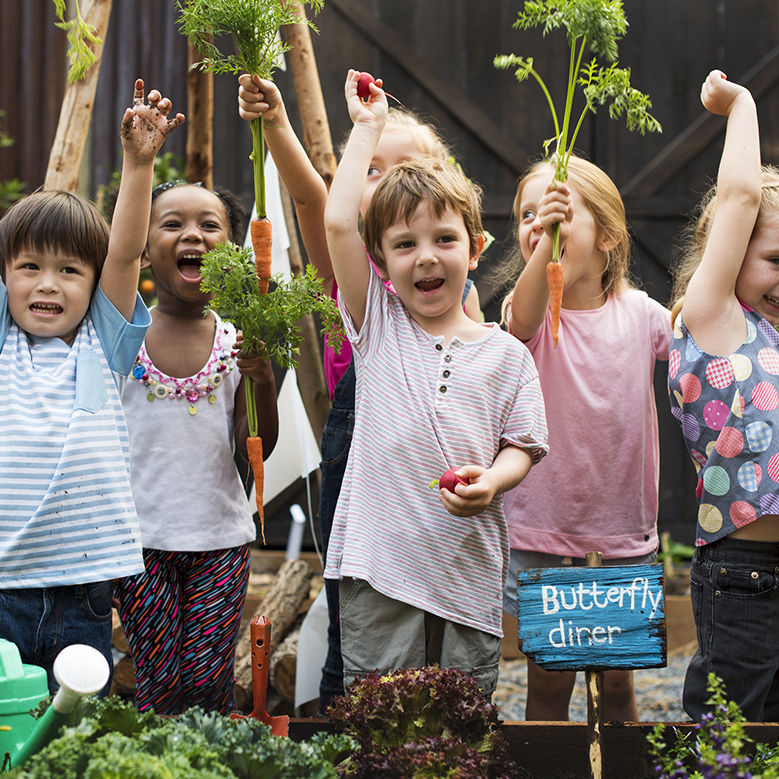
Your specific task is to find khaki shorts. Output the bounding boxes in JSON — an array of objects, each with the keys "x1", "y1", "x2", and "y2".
[{"x1": 338, "y1": 577, "x2": 501, "y2": 697}]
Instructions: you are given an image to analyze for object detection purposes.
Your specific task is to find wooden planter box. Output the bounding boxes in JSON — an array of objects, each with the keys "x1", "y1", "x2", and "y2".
[{"x1": 288, "y1": 719, "x2": 779, "y2": 778}]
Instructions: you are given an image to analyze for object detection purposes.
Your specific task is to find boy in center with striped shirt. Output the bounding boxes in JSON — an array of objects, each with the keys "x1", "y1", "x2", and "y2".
[
  {"x1": 323, "y1": 70, "x2": 549, "y2": 698},
  {"x1": 0, "y1": 81, "x2": 183, "y2": 693}
]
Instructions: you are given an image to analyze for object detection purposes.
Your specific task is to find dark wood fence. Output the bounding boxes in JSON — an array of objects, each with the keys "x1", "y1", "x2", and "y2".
[{"x1": 1, "y1": 0, "x2": 778, "y2": 545}]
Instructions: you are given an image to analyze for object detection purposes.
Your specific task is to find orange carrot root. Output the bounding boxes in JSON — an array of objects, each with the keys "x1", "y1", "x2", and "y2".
[
  {"x1": 247, "y1": 436, "x2": 265, "y2": 544},
  {"x1": 547, "y1": 261, "x2": 564, "y2": 349},
  {"x1": 250, "y1": 217, "x2": 273, "y2": 295}
]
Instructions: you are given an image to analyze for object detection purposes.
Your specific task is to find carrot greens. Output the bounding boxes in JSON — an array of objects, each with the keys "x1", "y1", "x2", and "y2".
[
  {"x1": 176, "y1": 0, "x2": 322, "y2": 218},
  {"x1": 494, "y1": 0, "x2": 661, "y2": 258},
  {"x1": 52, "y1": 0, "x2": 103, "y2": 83}
]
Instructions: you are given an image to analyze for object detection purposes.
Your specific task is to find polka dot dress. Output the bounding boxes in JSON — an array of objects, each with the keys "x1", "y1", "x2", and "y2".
[{"x1": 668, "y1": 304, "x2": 779, "y2": 544}]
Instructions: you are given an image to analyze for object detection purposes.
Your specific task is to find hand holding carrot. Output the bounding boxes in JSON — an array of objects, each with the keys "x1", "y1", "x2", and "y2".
[{"x1": 238, "y1": 73, "x2": 284, "y2": 124}]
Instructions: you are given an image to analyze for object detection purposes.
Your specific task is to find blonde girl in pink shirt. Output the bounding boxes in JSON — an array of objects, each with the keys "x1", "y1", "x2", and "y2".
[{"x1": 502, "y1": 155, "x2": 671, "y2": 721}]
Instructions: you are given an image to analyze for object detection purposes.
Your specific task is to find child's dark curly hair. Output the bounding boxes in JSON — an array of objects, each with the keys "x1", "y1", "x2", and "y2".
[{"x1": 101, "y1": 179, "x2": 248, "y2": 243}]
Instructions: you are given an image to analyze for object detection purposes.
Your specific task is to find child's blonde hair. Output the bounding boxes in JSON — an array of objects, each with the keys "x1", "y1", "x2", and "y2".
[
  {"x1": 670, "y1": 164, "x2": 779, "y2": 324},
  {"x1": 501, "y1": 155, "x2": 633, "y2": 322},
  {"x1": 364, "y1": 157, "x2": 483, "y2": 273},
  {"x1": 340, "y1": 107, "x2": 452, "y2": 162}
]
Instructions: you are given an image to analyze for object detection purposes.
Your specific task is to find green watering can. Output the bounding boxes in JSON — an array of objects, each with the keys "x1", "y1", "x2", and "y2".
[{"x1": 0, "y1": 639, "x2": 109, "y2": 771}]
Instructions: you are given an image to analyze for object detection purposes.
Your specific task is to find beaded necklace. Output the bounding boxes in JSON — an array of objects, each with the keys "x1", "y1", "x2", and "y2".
[{"x1": 130, "y1": 324, "x2": 237, "y2": 416}]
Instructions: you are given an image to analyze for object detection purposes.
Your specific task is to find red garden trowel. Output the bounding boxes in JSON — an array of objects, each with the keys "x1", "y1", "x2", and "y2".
[{"x1": 239, "y1": 615, "x2": 289, "y2": 736}]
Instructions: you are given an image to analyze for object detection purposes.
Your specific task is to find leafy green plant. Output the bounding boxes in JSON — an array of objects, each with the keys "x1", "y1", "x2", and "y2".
[
  {"x1": 200, "y1": 241, "x2": 342, "y2": 370},
  {"x1": 326, "y1": 665, "x2": 519, "y2": 778},
  {"x1": 494, "y1": 0, "x2": 661, "y2": 260},
  {"x1": 0, "y1": 110, "x2": 25, "y2": 213},
  {"x1": 52, "y1": 0, "x2": 103, "y2": 82},
  {"x1": 648, "y1": 673, "x2": 779, "y2": 778},
  {"x1": 176, "y1": 0, "x2": 322, "y2": 219},
  {"x1": 8, "y1": 696, "x2": 355, "y2": 778}
]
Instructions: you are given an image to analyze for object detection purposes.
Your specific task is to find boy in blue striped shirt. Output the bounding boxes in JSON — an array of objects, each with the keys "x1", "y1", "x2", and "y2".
[{"x1": 0, "y1": 80, "x2": 182, "y2": 693}]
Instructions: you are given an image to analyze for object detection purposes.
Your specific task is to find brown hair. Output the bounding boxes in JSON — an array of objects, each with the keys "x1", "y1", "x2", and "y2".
[
  {"x1": 363, "y1": 157, "x2": 483, "y2": 273},
  {"x1": 0, "y1": 190, "x2": 109, "y2": 284},
  {"x1": 670, "y1": 164, "x2": 779, "y2": 321}
]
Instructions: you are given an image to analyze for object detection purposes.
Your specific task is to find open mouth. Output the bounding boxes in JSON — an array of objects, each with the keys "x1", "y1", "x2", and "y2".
[
  {"x1": 30, "y1": 302, "x2": 63, "y2": 315},
  {"x1": 177, "y1": 253, "x2": 203, "y2": 281},
  {"x1": 415, "y1": 278, "x2": 444, "y2": 293}
]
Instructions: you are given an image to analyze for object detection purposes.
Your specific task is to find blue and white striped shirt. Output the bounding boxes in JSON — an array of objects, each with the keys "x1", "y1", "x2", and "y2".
[{"x1": 0, "y1": 283, "x2": 150, "y2": 587}]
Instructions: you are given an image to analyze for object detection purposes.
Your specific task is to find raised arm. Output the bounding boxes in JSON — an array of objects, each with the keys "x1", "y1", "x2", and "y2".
[
  {"x1": 682, "y1": 71, "x2": 761, "y2": 350},
  {"x1": 323, "y1": 69, "x2": 388, "y2": 330},
  {"x1": 238, "y1": 74, "x2": 331, "y2": 291},
  {"x1": 509, "y1": 181, "x2": 572, "y2": 340},
  {"x1": 102, "y1": 79, "x2": 184, "y2": 320}
]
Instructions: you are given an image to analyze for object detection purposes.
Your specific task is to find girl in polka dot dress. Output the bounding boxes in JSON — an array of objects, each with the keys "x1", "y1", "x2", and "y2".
[
  {"x1": 501, "y1": 154, "x2": 671, "y2": 721},
  {"x1": 668, "y1": 70, "x2": 779, "y2": 721}
]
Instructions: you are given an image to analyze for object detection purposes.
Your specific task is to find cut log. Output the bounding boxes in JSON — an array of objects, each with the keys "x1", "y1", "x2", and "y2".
[
  {"x1": 270, "y1": 619, "x2": 302, "y2": 703},
  {"x1": 233, "y1": 558, "x2": 312, "y2": 703}
]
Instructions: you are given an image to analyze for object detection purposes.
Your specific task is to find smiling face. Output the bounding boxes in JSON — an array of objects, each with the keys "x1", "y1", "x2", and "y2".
[
  {"x1": 5, "y1": 247, "x2": 96, "y2": 343},
  {"x1": 379, "y1": 201, "x2": 479, "y2": 329},
  {"x1": 735, "y1": 219, "x2": 779, "y2": 324},
  {"x1": 145, "y1": 186, "x2": 230, "y2": 309},
  {"x1": 516, "y1": 170, "x2": 608, "y2": 305}
]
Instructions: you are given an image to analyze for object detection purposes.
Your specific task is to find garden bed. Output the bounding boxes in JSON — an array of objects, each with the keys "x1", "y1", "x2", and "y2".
[{"x1": 288, "y1": 719, "x2": 779, "y2": 778}]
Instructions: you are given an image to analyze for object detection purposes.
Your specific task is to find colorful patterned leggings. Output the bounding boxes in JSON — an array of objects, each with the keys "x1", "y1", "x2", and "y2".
[{"x1": 115, "y1": 544, "x2": 250, "y2": 715}]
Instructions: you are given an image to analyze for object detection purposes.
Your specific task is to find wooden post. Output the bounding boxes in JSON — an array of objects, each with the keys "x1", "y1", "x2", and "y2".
[
  {"x1": 44, "y1": 0, "x2": 112, "y2": 191},
  {"x1": 186, "y1": 39, "x2": 213, "y2": 188},
  {"x1": 585, "y1": 551, "x2": 603, "y2": 779},
  {"x1": 280, "y1": 2, "x2": 338, "y2": 188},
  {"x1": 279, "y1": 2, "x2": 338, "y2": 440}
]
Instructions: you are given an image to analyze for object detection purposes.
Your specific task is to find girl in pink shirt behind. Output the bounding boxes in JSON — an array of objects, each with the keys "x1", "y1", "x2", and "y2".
[{"x1": 502, "y1": 155, "x2": 671, "y2": 722}]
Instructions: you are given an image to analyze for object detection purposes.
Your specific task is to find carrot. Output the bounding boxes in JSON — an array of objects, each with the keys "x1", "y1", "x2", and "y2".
[
  {"x1": 547, "y1": 260, "x2": 564, "y2": 349},
  {"x1": 246, "y1": 435, "x2": 265, "y2": 544},
  {"x1": 250, "y1": 217, "x2": 273, "y2": 295}
]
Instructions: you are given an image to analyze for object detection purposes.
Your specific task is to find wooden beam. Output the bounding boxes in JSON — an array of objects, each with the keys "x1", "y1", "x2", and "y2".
[
  {"x1": 327, "y1": 0, "x2": 529, "y2": 175},
  {"x1": 44, "y1": 0, "x2": 112, "y2": 192},
  {"x1": 621, "y1": 44, "x2": 779, "y2": 199},
  {"x1": 186, "y1": 40, "x2": 213, "y2": 188}
]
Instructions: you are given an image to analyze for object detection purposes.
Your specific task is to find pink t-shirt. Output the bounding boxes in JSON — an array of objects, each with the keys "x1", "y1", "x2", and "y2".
[
  {"x1": 503, "y1": 289, "x2": 671, "y2": 558},
  {"x1": 323, "y1": 279, "x2": 352, "y2": 400}
]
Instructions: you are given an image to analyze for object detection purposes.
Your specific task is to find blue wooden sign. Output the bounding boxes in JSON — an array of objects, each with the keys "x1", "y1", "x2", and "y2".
[{"x1": 515, "y1": 564, "x2": 666, "y2": 671}]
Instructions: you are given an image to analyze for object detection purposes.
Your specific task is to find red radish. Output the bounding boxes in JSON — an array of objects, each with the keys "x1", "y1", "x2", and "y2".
[
  {"x1": 356, "y1": 71, "x2": 403, "y2": 106},
  {"x1": 357, "y1": 71, "x2": 376, "y2": 100},
  {"x1": 439, "y1": 468, "x2": 470, "y2": 493}
]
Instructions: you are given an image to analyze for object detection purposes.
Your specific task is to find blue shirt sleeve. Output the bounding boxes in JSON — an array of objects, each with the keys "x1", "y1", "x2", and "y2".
[{"x1": 90, "y1": 284, "x2": 151, "y2": 375}]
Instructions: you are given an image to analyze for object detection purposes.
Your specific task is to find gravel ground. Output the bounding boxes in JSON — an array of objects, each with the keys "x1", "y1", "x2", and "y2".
[{"x1": 493, "y1": 643, "x2": 695, "y2": 723}]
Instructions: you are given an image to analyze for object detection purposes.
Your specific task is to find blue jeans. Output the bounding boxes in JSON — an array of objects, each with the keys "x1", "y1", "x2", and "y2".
[
  {"x1": 317, "y1": 359, "x2": 355, "y2": 714},
  {"x1": 0, "y1": 581, "x2": 114, "y2": 695},
  {"x1": 684, "y1": 537, "x2": 779, "y2": 722}
]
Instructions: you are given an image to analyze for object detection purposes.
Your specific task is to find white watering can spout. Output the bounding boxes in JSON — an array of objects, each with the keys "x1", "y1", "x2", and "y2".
[{"x1": 9, "y1": 644, "x2": 109, "y2": 769}]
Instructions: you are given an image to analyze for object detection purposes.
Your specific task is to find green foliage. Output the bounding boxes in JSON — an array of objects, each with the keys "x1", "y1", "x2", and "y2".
[
  {"x1": 494, "y1": 0, "x2": 661, "y2": 185},
  {"x1": 647, "y1": 673, "x2": 779, "y2": 778},
  {"x1": 8, "y1": 696, "x2": 355, "y2": 779},
  {"x1": 0, "y1": 110, "x2": 25, "y2": 213},
  {"x1": 52, "y1": 0, "x2": 103, "y2": 83},
  {"x1": 199, "y1": 240, "x2": 343, "y2": 371},
  {"x1": 176, "y1": 0, "x2": 323, "y2": 78},
  {"x1": 327, "y1": 666, "x2": 519, "y2": 778}
]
